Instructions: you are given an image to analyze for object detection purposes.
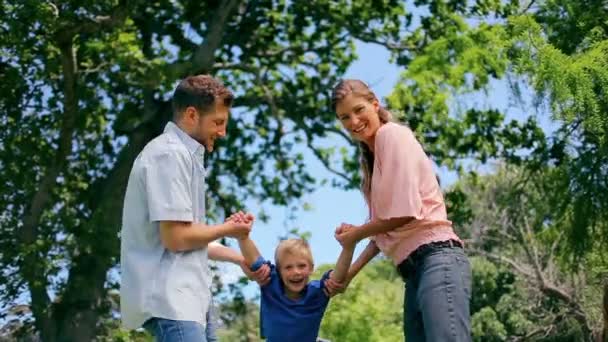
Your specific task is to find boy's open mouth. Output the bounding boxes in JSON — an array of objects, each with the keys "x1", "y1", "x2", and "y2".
[{"x1": 287, "y1": 278, "x2": 305, "y2": 286}]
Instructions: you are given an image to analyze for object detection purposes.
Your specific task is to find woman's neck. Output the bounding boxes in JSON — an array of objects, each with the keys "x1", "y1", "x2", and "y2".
[{"x1": 365, "y1": 136, "x2": 376, "y2": 153}]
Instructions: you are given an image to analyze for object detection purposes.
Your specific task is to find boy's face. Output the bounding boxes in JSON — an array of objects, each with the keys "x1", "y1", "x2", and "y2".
[{"x1": 278, "y1": 253, "x2": 313, "y2": 297}]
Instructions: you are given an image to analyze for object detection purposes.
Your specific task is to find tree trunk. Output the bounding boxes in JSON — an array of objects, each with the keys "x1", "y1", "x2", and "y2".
[
  {"x1": 602, "y1": 279, "x2": 608, "y2": 342},
  {"x1": 46, "y1": 110, "x2": 169, "y2": 341}
]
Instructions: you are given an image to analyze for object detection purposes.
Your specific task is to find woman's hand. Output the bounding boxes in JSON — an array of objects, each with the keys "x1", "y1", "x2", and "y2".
[
  {"x1": 334, "y1": 223, "x2": 360, "y2": 248},
  {"x1": 323, "y1": 272, "x2": 348, "y2": 297}
]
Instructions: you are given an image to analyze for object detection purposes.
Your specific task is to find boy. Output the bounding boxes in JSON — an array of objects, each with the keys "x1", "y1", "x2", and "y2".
[{"x1": 230, "y1": 212, "x2": 355, "y2": 342}]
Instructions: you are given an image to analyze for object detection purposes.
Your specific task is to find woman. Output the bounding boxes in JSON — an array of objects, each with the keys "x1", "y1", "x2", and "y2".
[{"x1": 327, "y1": 79, "x2": 472, "y2": 341}]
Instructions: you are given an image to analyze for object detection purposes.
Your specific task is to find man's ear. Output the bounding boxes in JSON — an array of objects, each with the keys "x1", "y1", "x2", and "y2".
[{"x1": 184, "y1": 106, "x2": 198, "y2": 123}]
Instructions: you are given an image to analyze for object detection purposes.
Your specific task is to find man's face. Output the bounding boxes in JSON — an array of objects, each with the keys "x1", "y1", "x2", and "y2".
[{"x1": 191, "y1": 101, "x2": 229, "y2": 152}]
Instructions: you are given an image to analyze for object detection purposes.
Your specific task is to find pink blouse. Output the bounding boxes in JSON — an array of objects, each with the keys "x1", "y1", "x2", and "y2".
[{"x1": 370, "y1": 122, "x2": 461, "y2": 265}]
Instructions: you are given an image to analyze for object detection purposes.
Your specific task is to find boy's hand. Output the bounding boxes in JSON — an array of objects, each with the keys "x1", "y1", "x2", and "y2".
[
  {"x1": 323, "y1": 274, "x2": 347, "y2": 297},
  {"x1": 226, "y1": 211, "x2": 255, "y2": 225},
  {"x1": 335, "y1": 223, "x2": 354, "y2": 235},
  {"x1": 240, "y1": 260, "x2": 271, "y2": 286}
]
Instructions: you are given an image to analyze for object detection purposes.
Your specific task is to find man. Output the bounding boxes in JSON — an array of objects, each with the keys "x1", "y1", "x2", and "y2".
[{"x1": 120, "y1": 75, "x2": 268, "y2": 341}]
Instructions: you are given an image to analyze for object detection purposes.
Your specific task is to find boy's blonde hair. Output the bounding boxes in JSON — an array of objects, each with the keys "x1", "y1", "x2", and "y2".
[{"x1": 274, "y1": 239, "x2": 314, "y2": 268}]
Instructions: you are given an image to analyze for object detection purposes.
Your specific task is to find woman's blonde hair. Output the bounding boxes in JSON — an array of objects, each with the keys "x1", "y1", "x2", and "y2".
[
  {"x1": 274, "y1": 238, "x2": 314, "y2": 268},
  {"x1": 331, "y1": 79, "x2": 393, "y2": 209}
]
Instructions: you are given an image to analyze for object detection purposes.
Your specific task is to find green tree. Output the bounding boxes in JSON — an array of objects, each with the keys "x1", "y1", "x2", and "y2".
[
  {"x1": 387, "y1": 0, "x2": 608, "y2": 256},
  {"x1": 454, "y1": 167, "x2": 604, "y2": 341},
  {"x1": 0, "y1": 1, "x2": 409, "y2": 340},
  {"x1": 385, "y1": 1, "x2": 608, "y2": 338},
  {"x1": 317, "y1": 260, "x2": 404, "y2": 342}
]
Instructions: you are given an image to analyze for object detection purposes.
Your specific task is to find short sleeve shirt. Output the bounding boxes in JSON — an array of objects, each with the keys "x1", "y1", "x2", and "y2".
[
  {"x1": 120, "y1": 122, "x2": 211, "y2": 329},
  {"x1": 370, "y1": 122, "x2": 458, "y2": 264},
  {"x1": 251, "y1": 257, "x2": 331, "y2": 342}
]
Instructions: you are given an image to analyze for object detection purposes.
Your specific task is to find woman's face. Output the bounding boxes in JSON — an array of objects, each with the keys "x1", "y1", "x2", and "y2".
[{"x1": 335, "y1": 94, "x2": 381, "y2": 146}]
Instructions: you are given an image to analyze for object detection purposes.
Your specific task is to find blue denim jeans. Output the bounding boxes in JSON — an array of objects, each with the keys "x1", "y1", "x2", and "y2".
[
  {"x1": 399, "y1": 243, "x2": 472, "y2": 341},
  {"x1": 205, "y1": 301, "x2": 219, "y2": 342},
  {"x1": 143, "y1": 318, "x2": 206, "y2": 342},
  {"x1": 144, "y1": 301, "x2": 218, "y2": 342}
]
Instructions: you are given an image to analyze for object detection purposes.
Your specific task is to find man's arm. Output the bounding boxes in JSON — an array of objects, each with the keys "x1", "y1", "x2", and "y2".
[
  {"x1": 208, "y1": 241, "x2": 271, "y2": 285},
  {"x1": 159, "y1": 221, "x2": 250, "y2": 253}
]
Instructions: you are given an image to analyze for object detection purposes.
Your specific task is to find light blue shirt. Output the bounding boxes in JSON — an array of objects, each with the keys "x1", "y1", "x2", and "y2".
[{"x1": 120, "y1": 121, "x2": 210, "y2": 329}]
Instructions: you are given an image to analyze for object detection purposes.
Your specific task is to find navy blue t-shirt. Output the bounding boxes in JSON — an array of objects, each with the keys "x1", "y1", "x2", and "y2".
[{"x1": 251, "y1": 256, "x2": 332, "y2": 342}]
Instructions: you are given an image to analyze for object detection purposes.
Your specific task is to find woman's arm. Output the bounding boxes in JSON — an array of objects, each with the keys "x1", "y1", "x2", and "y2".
[
  {"x1": 336, "y1": 217, "x2": 414, "y2": 247},
  {"x1": 345, "y1": 240, "x2": 380, "y2": 283}
]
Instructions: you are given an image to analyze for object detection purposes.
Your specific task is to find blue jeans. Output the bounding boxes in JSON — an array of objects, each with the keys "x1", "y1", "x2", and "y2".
[
  {"x1": 205, "y1": 302, "x2": 219, "y2": 342},
  {"x1": 144, "y1": 304, "x2": 218, "y2": 342},
  {"x1": 143, "y1": 318, "x2": 206, "y2": 342},
  {"x1": 399, "y1": 242, "x2": 472, "y2": 341}
]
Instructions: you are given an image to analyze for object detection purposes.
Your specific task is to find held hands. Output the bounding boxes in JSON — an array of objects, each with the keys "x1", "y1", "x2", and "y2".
[
  {"x1": 323, "y1": 272, "x2": 348, "y2": 297},
  {"x1": 240, "y1": 259, "x2": 271, "y2": 286},
  {"x1": 334, "y1": 223, "x2": 359, "y2": 248},
  {"x1": 225, "y1": 211, "x2": 255, "y2": 240}
]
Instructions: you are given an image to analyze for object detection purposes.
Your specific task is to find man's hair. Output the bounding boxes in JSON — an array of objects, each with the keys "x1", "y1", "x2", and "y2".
[
  {"x1": 172, "y1": 74, "x2": 234, "y2": 119},
  {"x1": 274, "y1": 238, "x2": 314, "y2": 268}
]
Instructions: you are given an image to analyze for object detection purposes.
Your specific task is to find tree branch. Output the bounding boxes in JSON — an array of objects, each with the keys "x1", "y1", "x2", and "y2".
[
  {"x1": 519, "y1": 0, "x2": 538, "y2": 15},
  {"x1": 55, "y1": 0, "x2": 130, "y2": 41},
  {"x1": 307, "y1": 142, "x2": 353, "y2": 184},
  {"x1": 470, "y1": 249, "x2": 534, "y2": 278},
  {"x1": 167, "y1": 0, "x2": 242, "y2": 78},
  {"x1": 355, "y1": 31, "x2": 415, "y2": 51}
]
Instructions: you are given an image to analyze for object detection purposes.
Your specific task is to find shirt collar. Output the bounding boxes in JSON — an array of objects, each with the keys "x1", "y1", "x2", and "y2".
[{"x1": 163, "y1": 121, "x2": 205, "y2": 157}]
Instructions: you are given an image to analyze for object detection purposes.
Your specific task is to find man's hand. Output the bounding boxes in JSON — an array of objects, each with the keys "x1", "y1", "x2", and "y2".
[
  {"x1": 323, "y1": 272, "x2": 348, "y2": 297},
  {"x1": 226, "y1": 211, "x2": 255, "y2": 224},
  {"x1": 224, "y1": 220, "x2": 251, "y2": 240},
  {"x1": 225, "y1": 211, "x2": 256, "y2": 240},
  {"x1": 240, "y1": 260, "x2": 271, "y2": 286}
]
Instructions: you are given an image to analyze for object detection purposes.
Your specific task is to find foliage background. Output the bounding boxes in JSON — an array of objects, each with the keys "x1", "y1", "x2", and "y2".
[{"x1": 1, "y1": 0, "x2": 606, "y2": 341}]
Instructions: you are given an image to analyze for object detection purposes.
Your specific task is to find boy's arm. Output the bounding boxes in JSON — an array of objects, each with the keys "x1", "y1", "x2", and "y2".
[
  {"x1": 329, "y1": 245, "x2": 355, "y2": 284},
  {"x1": 159, "y1": 221, "x2": 251, "y2": 253},
  {"x1": 325, "y1": 240, "x2": 380, "y2": 296},
  {"x1": 237, "y1": 237, "x2": 263, "y2": 268}
]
